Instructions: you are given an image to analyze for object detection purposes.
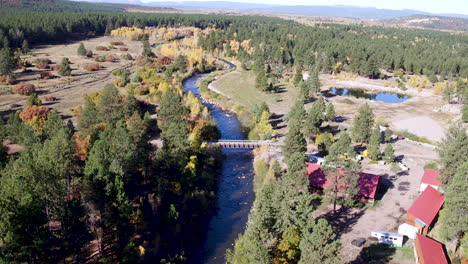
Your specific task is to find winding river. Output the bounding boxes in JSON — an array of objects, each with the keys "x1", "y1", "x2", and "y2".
[{"x1": 183, "y1": 74, "x2": 255, "y2": 264}]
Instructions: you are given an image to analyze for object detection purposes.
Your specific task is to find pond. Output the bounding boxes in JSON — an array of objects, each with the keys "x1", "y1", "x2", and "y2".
[{"x1": 329, "y1": 88, "x2": 409, "y2": 103}]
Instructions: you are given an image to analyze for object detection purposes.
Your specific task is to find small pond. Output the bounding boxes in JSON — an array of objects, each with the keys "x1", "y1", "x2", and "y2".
[{"x1": 329, "y1": 88, "x2": 409, "y2": 103}]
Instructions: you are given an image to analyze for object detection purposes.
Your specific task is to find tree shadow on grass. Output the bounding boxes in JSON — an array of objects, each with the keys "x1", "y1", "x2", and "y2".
[{"x1": 348, "y1": 243, "x2": 397, "y2": 264}]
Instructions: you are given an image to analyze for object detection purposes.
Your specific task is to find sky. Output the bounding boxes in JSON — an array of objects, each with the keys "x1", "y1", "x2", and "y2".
[{"x1": 140, "y1": 0, "x2": 468, "y2": 15}]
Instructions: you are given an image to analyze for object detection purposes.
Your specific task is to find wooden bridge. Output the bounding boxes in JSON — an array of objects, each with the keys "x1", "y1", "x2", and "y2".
[{"x1": 207, "y1": 140, "x2": 282, "y2": 149}]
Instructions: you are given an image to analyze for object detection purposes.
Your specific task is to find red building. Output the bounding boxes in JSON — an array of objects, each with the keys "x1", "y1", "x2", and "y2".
[
  {"x1": 306, "y1": 163, "x2": 381, "y2": 204},
  {"x1": 414, "y1": 234, "x2": 448, "y2": 264},
  {"x1": 406, "y1": 186, "x2": 444, "y2": 235},
  {"x1": 419, "y1": 169, "x2": 441, "y2": 192}
]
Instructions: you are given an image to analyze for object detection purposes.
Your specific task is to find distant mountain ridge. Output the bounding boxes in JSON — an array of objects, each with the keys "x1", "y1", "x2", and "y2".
[
  {"x1": 82, "y1": 0, "x2": 468, "y2": 20},
  {"x1": 382, "y1": 14, "x2": 468, "y2": 31}
]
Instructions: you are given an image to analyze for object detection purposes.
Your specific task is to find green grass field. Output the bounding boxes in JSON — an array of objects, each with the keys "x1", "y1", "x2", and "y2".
[{"x1": 210, "y1": 69, "x2": 299, "y2": 115}]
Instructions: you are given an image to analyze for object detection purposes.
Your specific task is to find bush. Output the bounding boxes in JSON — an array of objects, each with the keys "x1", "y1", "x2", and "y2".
[
  {"x1": 463, "y1": 105, "x2": 468, "y2": 123},
  {"x1": 83, "y1": 63, "x2": 100, "y2": 72},
  {"x1": 108, "y1": 45, "x2": 116, "y2": 50},
  {"x1": 111, "y1": 41, "x2": 124, "y2": 46},
  {"x1": 157, "y1": 56, "x2": 174, "y2": 65},
  {"x1": 40, "y1": 71, "x2": 54, "y2": 79},
  {"x1": 424, "y1": 161, "x2": 439, "y2": 170},
  {"x1": 134, "y1": 86, "x2": 149, "y2": 95},
  {"x1": 42, "y1": 96, "x2": 57, "y2": 102},
  {"x1": 395, "y1": 130, "x2": 432, "y2": 144},
  {"x1": 95, "y1": 56, "x2": 105, "y2": 62},
  {"x1": 34, "y1": 58, "x2": 51, "y2": 64},
  {"x1": 19, "y1": 105, "x2": 50, "y2": 121},
  {"x1": 121, "y1": 53, "x2": 133, "y2": 60},
  {"x1": 36, "y1": 62, "x2": 50, "y2": 69},
  {"x1": 86, "y1": 50, "x2": 94, "y2": 58},
  {"x1": 105, "y1": 55, "x2": 117, "y2": 62},
  {"x1": 0, "y1": 75, "x2": 15, "y2": 85},
  {"x1": 13, "y1": 83, "x2": 35, "y2": 95},
  {"x1": 96, "y1": 46, "x2": 109, "y2": 51},
  {"x1": 50, "y1": 65, "x2": 59, "y2": 71},
  {"x1": 119, "y1": 47, "x2": 129, "y2": 51},
  {"x1": 26, "y1": 93, "x2": 42, "y2": 106}
]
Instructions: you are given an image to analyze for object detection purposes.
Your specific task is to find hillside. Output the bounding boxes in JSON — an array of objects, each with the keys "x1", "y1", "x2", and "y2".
[{"x1": 382, "y1": 15, "x2": 468, "y2": 31}]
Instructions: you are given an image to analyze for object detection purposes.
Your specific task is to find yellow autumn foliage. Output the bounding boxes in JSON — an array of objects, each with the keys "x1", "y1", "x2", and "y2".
[{"x1": 433, "y1": 82, "x2": 447, "y2": 95}]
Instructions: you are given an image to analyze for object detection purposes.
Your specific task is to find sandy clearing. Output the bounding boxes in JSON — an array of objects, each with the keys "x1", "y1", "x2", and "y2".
[{"x1": 394, "y1": 116, "x2": 445, "y2": 142}]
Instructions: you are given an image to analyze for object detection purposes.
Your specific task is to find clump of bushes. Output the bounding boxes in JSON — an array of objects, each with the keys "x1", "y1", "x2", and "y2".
[
  {"x1": 34, "y1": 58, "x2": 52, "y2": 65},
  {"x1": 83, "y1": 63, "x2": 100, "y2": 72},
  {"x1": 13, "y1": 83, "x2": 35, "y2": 95},
  {"x1": 26, "y1": 93, "x2": 42, "y2": 106},
  {"x1": 395, "y1": 130, "x2": 432, "y2": 144},
  {"x1": 36, "y1": 62, "x2": 50, "y2": 69},
  {"x1": 119, "y1": 47, "x2": 129, "y2": 51},
  {"x1": 111, "y1": 41, "x2": 124, "y2": 46},
  {"x1": 96, "y1": 46, "x2": 109, "y2": 51},
  {"x1": 42, "y1": 96, "x2": 57, "y2": 102},
  {"x1": 19, "y1": 105, "x2": 50, "y2": 121},
  {"x1": 50, "y1": 65, "x2": 59, "y2": 71},
  {"x1": 0, "y1": 75, "x2": 15, "y2": 85},
  {"x1": 95, "y1": 56, "x2": 105, "y2": 62}
]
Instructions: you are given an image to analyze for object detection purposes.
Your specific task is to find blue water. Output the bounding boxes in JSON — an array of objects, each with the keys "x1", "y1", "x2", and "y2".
[
  {"x1": 183, "y1": 75, "x2": 254, "y2": 264},
  {"x1": 330, "y1": 87, "x2": 409, "y2": 103}
]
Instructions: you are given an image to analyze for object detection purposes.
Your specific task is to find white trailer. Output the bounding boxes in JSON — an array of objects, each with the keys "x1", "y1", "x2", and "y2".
[
  {"x1": 371, "y1": 230, "x2": 404, "y2": 247},
  {"x1": 398, "y1": 223, "x2": 419, "y2": 239}
]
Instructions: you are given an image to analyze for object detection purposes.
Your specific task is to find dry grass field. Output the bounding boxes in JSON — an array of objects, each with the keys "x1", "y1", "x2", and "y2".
[{"x1": 0, "y1": 36, "x2": 143, "y2": 117}]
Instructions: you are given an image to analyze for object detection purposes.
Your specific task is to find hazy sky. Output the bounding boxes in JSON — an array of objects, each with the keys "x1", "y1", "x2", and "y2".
[{"x1": 141, "y1": 0, "x2": 468, "y2": 15}]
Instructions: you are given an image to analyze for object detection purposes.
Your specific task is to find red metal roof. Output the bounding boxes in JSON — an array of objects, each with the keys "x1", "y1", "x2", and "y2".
[
  {"x1": 306, "y1": 163, "x2": 380, "y2": 199},
  {"x1": 408, "y1": 186, "x2": 444, "y2": 226},
  {"x1": 416, "y1": 234, "x2": 448, "y2": 264},
  {"x1": 421, "y1": 169, "x2": 441, "y2": 187}
]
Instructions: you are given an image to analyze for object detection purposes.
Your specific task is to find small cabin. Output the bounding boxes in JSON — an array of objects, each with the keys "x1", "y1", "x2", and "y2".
[
  {"x1": 419, "y1": 169, "x2": 441, "y2": 192},
  {"x1": 371, "y1": 230, "x2": 403, "y2": 247},
  {"x1": 414, "y1": 234, "x2": 448, "y2": 264},
  {"x1": 406, "y1": 186, "x2": 444, "y2": 235}
]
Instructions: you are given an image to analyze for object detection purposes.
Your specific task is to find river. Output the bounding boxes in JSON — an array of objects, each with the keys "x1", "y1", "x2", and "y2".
[{"x1": 183, "y1": 74, "x2": 255, "y2": 264}]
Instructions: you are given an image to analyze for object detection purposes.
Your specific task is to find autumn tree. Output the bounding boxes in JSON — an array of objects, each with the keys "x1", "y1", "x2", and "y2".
[{"x1": 351, "y1": 103, "x2": 374, "y2": 144}]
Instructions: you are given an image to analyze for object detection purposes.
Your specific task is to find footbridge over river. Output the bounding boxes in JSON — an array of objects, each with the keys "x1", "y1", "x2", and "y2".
[{"x1": 207, "y1": 140, "x2": 283, "y2": 149}]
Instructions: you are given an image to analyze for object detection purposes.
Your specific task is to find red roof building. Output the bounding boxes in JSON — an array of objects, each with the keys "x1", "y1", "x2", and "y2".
[
  {"x1": 406, "y1": 186, "x2": 444, "y2": 235},
  {"x1": 306, "y1": 163, "x2": 381, "y2": 204},
  {"x1": 415, "y1": 234, "x2": 448, "y2": 264},
  {"x1": 419, "y1": 169, "x2": 441, "y2": 192}
]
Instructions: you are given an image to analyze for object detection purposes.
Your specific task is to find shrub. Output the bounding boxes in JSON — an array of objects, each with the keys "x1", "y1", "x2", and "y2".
[
  {"x1": 34, "y1": 58, "x2": 51, "y2": 65},
  {"x1": 119, "y1": 47, "x2": 129, "y2": 51},
  {"x1": 50, "y1": 65, "x2": 59, "y2": 71},
  {"x1": 86, "y1": 50, "x2": 94, "y2": 58},
  {"x1": 13, "y1": 83, "x2": 35, "y2": 95},
  {"x1": 36, "y1": 62, "x2": 50, "y2": 69},
  {"x1": 0, "y1": 75, "x2": 15, "y2": 85},
  {"x1": 105, "y1": 55, "x2": 117, "y2": 62},
  {"x1": 111, "y1": 41, "x2": 124, "y2": 46},
  {"x1": 121, "y1": 53, "x2": 133, "y2": 60},
  {"x1": 83, "y1": 63, "x2": 100, "y2": 71},
  {"x1": 96, "y1": 46, "x2": 109, "y2": 51},
  {"x1": 424, "y1": 161, "x2": 439, "y2": 170},
  {"x1": 157, "y1": 56, "x2": 174, "y2": 65},
  {"x1": 95, "y1": 56, "x2": 105, "y2": 62},
  {"x1": 26, "y1": 93, "x2": 42, "y2": 106},
  {"x1": 40, "y1": 71, "x2": 54, "y2": 79},
  {"x1": 42, "y1": 96, "x2": 57, "y2": 102},
  {"x1": 19, "y1": 105, "x2": 50, "y2": 121},
  {"x1": 134, "y1": 86, "x2": 149, "y2": 95}
]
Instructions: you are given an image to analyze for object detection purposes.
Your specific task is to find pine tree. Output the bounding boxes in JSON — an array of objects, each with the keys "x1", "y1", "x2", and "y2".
[
  {"x1": 141, "y1": 38, "x2": 154, "y2": 58},
  {"x1": 367, "y1": 126, "x2": 381, "y2": 160},
  {"x1": 293, "y1": 65, "x2": 303, "y2": 86},
  {"x1": 306, "y1": 69, "x2": 320, "y2": 95},
  {"x1": 439, "y1": 161, "x2": 467, "y2": 250},
  {"x1": 327, "y1": 132, "x2": 354, "y2": 163},
  {"x1": 97, "y1": 84, "x2": 124, "y2": 125},
  {"x1": 21, "y1": 39, "x2": 29, "y2": 54},
  {"x1": 299, "y1": 219, "x2": 341, "y2": 264},
  {"x1": 0, "y1": 47, "x2": 15, "y2": 76},
  {"x1": 304, "y1": 105, "x2": 323, "y2": 139},
  {"x1": 282, "y1": 119, "x2": 306, "y2": 162},
  {"x1": 77, "y1": 43, "x2": 86, "y2": 56},
  {"x1": 383, "y1": 143, "x2": 394, "y2": 163},
  {"x1": 438, "y1": 124, "x2": 468, "y2": 187},
  {"x1": 255, "y1": 66, "x2": 268, "y2": 91},
  {"x1": 325, "y1": 103, "x2": 335, "y2": 122},
  {"x1": 351, "y1": 103, "x2": 375, "y2": 144},
  {"x1": 287, "y1": 99, "x2": 306, "y2": 125},
  {"x1": 58, "y1": 58, "x2": 72, "y2": 76},
  {"x1": 78, "y1": 95, "x2": 99, "y2": 133},
  {"x1": 384, "y1": 129, "x2": 392, "y2": 143}
]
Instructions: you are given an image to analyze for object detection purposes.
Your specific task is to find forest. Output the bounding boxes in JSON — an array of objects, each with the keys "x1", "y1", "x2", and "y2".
[{"x1": 0, "y1": 0, "x2": 467, "y2": 263}]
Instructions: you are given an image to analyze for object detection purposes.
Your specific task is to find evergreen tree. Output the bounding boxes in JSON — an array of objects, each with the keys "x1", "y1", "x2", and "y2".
[
  {"x1": 351, "y1": 103, "x2": 375, "y2": 144},
  {"x1": 78, "y1": 95, "x2": 99, "y2": 133},
  {"x1": 77, "y1": 43, "x2": 86, "y2": 56},
  {"x1": 304, "y1": 105, "x2": 323, "y2": 139},
  {"x1": 439, "y1": 161, "x2": 467, "y2": 250},
  {"x1": 383, "y1": 143, "x2": 394, "y2": 163},
  {"x1": 21, "y1": 39, "x2": 29, "y2": 54},
  {"x1": 58, "y1": 57, "x2": 72, "y2": 76},
  {"x1": 255, "y1": 66, "x2": 268, "y2": 91},
  {"x1": 438, "y1": 123, "x2": 468, "y2": 187},
  {"x1": 306, "y1": 69, "x2": 320, "y2": 95},
  {"x1": 293, "y1": 65, "x2": 303, "y2": 86},
  {"x1": 158, "y1": 89, "x2": 189, "y2": 152},
  {"x1": 327, "y1": 132, "x2": 354, "y2": 163},
  {"x1": 282, "y1": 120, "x2": 306, "y2": 162},
  {"x1": 299, "y1": 219, "x2": 341, "y2": 264},
  {"x1": 325, "y1": 103, "x2": 335, "y2": 122},
  {"x1": 384, "y1": 128, "x2": 392, "y2": 143},
  {"x1": 0, "y1": 47, "x2": 15, "y2": 76},
  {"x1": 97, "y1": 84, "x2": 124, "y2": 125},
  {"x1": 367, "y1": 126, "x2": 381, "y2": 160},
  {"x1": 141, "y1": 38, "x2": 154, "y2": 58},
  {"x1": 26, "y1": 93, "x2": 42, "y2": 106}
]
